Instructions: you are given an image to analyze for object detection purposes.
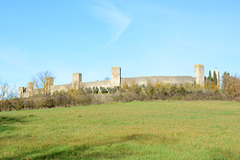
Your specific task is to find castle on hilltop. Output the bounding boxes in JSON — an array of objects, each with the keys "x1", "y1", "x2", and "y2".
[{"x1": 18, "y1": 64, "x2": 219, "y2": 98}]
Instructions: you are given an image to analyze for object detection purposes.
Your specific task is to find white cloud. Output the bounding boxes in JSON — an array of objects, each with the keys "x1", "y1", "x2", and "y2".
[{"x1": 90, "y1": 0, "x2": 131, "y2": 43}]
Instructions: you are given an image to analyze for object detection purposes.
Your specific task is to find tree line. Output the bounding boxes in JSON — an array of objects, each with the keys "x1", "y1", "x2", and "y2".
[{"x1": 0, "y1": 71, "x2": 240, "y2": 112}]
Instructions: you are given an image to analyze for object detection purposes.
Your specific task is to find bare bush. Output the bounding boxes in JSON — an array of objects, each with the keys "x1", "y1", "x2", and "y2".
[
  {"x1": 222, "y1": 72, "x2": 240, "y2": 98},
  {"x1": 1, "y1": 79, "x2": 238, "y2": 112},
  {"x1": 0, "y1": 81, "x2": 16, "y2": 111},
  {"x1": 32, "y1": 71, "x2": 55, "y2": 96},
  {"x1": 0, "y1": 81, "x2": 15, "y2": 101}
]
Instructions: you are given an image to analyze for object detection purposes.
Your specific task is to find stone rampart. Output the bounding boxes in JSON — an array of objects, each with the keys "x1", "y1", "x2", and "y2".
[
  {"x1": 82, "y1": 80, "x2": 111, "y2": 88},
  {"x1": 50, "y1": 83, "x2": 72, "y2": 93},
  {"x1": 122, "y1": 76, "x2": 195, "y2": 85},
  {"x1": 18, "y1": 65, "x2": 206, "y2": 98}
]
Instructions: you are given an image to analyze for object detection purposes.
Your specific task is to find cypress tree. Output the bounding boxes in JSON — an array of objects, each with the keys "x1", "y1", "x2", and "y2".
[
  {"x1": 213, "y1": 71, "x2": 217, "y2": 85},
  {"x1": 208, "y1": 71, "x2": 213, "y2": 82}
]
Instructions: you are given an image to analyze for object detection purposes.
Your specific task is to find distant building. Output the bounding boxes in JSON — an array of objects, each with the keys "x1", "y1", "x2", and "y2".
[{"x1": 18, "y1": 64, "x2": 206, "y2": 98}]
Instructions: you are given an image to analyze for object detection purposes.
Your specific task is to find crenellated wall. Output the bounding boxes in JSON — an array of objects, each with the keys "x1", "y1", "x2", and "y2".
[{"x1": 18, "y1": 64, "x2": 205, "y2": 98}]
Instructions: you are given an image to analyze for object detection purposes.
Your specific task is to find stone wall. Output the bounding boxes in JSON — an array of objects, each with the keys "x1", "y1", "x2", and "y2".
[
  {"x1": 122, "y1": 76, "x2": 195, "y2": 85},
  {"x1": 18, "y1": 65, "x2": 205, "y2": 98},
  {"x1": 82, "y1": 80, "x2": 111, "y2": 88},
  {"x1": 50, "y1": 83, "x2": 72, "y2": 93}
]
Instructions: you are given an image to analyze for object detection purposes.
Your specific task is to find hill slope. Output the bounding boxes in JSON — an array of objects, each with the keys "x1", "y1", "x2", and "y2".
[{"x1": 1, "y1": 101, "x2": 240, "y2": 159}]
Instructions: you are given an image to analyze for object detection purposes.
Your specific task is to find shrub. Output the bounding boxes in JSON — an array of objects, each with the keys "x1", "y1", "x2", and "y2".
[
  {"x1": 93, "y1": 87, "x2": 99, "y2": 94},
  {"x1": 85, "y1": 87, "x2": 93, "y2": 94},
  {"x1": 177, "y1": 86, "x2": 188, "y2": 95},
  {"x1": 112, "y1": 94, "x2": 124, "y2": 102},
  {"x1": 43, "y1": 97, "x2": 56, "y2": 108},
  {"x1": 222, "y1": 73, "x2": 240, "y2": 98},
  {"x1": 100, "y1": 87, "x2": 108, "y2": 94},
  {"x1": 24, "y1": 98, "x2": 36, "y2": 109},
  {"x1": 107, "y1": 86, "x2": 123, "y2": 94},
  {"x1": 79, "y1": 95, "x2": 92, "y2": 106},
  {"x1": 1, "y1": 79, "x2": 237, "y2": 112},
  {"x1": 12, "y1": 98, "x2": 24, "y2": 111},
  {"x1": 53, "y1": 91, "x2": 69, "y2": 107}
]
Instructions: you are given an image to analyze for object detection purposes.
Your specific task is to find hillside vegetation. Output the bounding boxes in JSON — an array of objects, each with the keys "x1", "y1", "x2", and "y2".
[
  {"x1": 1, "y1": 101, "x2": 240, "y2": 159},
  {"x1": 1, "y1": 71, "x2": 240, "y2": 112}
]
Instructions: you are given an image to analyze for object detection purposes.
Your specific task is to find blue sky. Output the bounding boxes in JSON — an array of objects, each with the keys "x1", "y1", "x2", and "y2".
[{"x1": 0, "y1": 0, "x2": 239, "y2": 88}]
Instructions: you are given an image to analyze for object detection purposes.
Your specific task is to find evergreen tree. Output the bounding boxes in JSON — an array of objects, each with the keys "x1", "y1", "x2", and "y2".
[
  {"x1": 213, "y1": 71, "x2": 217, "y2": 85},
  {"x1": 207, "y1": 70, "x2": 213, "y2": 82}
]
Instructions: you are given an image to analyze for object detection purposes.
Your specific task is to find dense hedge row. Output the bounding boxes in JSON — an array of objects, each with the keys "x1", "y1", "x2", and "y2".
[{"x1": 0, "y1": 83, "x2": 234, "y2": 112}]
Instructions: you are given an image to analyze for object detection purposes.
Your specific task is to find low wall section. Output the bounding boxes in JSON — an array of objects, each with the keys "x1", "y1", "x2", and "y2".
[
  {"x1": 49, "y1": 81, "x2": 112, "y2": 93},
  {"x1": 51, "y1": 83, "x2": 72, "y2": 93},
  {"x1": 29, "y1": 76, "x2": 196, "y2": 94},
  {"x1": 122, "y1": 76, "x2": 196, "y2": 85},
  {"x1": 18, "y1": 65, "x2": 204, "y2": 98},
  {"x1": 82, "y1": 80, "x2": 111, "y2": 88}
]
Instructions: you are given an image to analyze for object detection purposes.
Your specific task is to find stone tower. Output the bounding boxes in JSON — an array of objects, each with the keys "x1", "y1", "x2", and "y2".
[
  {"x1": 111, "y1": 67, "x2": 121, "y2": 87},
  {"x1": 72, "y1": 73, "x2": 82, "y2": 89},
  {"x1": 194, "y1": 64, "x2": 205, "y2": 86},
  {"x1": 45, "y1": 77, "x2": 54, "y2": 90},
  {"x1": 18, "y1": 87, "x2": 26, "y2": 98},
  {"x1": 27, "y1": 82, "x2": 34, "y2": 96}
]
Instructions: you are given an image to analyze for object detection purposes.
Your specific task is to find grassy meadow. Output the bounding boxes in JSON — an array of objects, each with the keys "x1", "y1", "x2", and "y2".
[{"x1": 0, "y1": 101, "x2": 240, "y2": 160}]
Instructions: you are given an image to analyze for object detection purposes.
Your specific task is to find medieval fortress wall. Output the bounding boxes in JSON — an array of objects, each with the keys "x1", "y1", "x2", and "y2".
[
  {"x1": 18, "y1": 64, "x2": 209, "y2": 98},
  {"x1": 121, "y1": 76, "x2": 196, "y2": 85}
]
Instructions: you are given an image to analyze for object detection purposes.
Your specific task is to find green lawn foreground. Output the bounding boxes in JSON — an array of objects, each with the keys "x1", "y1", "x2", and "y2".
[{"x1": 0, "y1": 101, "x2": 240, "y2": 160}]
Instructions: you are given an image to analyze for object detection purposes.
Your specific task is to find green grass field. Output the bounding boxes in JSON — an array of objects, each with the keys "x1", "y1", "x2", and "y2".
[{"x1": 0, "y1": 101, "x2": 240, "y2": 160}]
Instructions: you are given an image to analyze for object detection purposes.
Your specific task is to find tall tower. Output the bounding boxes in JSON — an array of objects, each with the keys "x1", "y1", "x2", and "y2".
[
  {"x1": 27, "y1": 82, "x2": 34, "y2": 96},
  {"x1": 72, "y1": 73, "x2": 82, "y2": 89},
  {"x1": 18, "y1": 87, "x2": 26, "y2": 98},
  {"x1": 45, "y1": 77, "x2": 54, "y2": 91},
  {"x1": 111, "y1": 67, "x2": 121, "y2": 87},
  {"x1": 194, "y1": 64, "x2": 205, "y2": 86}
]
